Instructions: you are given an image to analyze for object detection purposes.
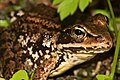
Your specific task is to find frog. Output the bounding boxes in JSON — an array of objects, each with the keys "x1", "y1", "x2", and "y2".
[{"x1": 0, "y1": 3, "x2": 113, "y2": 80}]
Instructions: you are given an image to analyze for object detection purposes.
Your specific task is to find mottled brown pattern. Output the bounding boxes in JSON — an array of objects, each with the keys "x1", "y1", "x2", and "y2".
[
  {"x1": 0, "y1": 4, "x2": 60, "y2": 79},
  {"x1": 0, "y1": 3, "x2": 113, "y2": 80}
]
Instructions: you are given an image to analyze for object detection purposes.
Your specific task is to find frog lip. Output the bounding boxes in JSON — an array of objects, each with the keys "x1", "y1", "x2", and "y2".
[
  {"x1": 63, "y1": 47, "x2": 111, "y2": 54},
  {"x1": 57, "y1": 42, "x2": 112, "y2": 53}
]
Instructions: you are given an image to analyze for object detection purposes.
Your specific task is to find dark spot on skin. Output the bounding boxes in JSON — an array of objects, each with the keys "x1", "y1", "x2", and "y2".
[
  {"x1": 22, "y1": 45, "x2": 27, "y2": 50},
  {"x1": 101, "y1": 46, "x2": 105, "y2": 49},
  {"x1": 106, "y1": 42, "x2": 110, "y2": 45},
  {"x1": 46, "y1": 69, "x2": 48, "y2": 72},
  {"x1": 93, "y1": 46, "x2": 97, "y2": 49},
  {"x1": 45, "y1": 75, "x2": 47, "y2": 77},
  {"x1": 71, "y1": 56, "x2": 74, "y2": 58}
]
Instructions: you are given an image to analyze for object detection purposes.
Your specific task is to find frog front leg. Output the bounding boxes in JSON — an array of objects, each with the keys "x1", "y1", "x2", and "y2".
[{"x1": 33, "y1": 56, "x2": 57, "y2": 80}]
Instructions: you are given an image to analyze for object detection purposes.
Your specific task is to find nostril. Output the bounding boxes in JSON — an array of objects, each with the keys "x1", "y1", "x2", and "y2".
[
  {"x1": 106, "y1": 42, "x2": 110, "y2": 45},
  {"x1": 105, "y1": 42, "x2": 113, "y2": 49}
]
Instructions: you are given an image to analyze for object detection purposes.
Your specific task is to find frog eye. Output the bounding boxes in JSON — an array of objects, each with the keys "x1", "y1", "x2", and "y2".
[
  {"x1": 71, "y1": 25, "x2": 87, "y2": 41},
  {"x1": 74, "y1": 29, "x2": 83, "y2": 35},
  {"x1": 74, "y1": 27, "x2": 86, "y2": 37}
]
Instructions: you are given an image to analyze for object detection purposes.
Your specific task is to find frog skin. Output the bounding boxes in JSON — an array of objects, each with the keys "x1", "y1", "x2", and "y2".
[{"x1": 0, "y1": 4, "x2": 113, "y2": 80}]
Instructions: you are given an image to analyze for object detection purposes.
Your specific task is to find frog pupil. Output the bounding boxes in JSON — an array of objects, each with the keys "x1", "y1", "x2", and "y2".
[{"x1": 75, "y1": 29, "x2": 83, "y2": 35}]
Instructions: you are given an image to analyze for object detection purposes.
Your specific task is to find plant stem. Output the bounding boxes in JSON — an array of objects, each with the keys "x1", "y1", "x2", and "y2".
[
  {"x1": 107, "y1": 0, "x2": 118, "y2": 37},
  {"x1": 110, "y1": 31, "x2": 120, "y2": 80}
]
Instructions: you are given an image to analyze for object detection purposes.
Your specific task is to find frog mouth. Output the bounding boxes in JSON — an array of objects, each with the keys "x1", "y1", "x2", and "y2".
[
  {"x1": 63, "y1": 47, "x2": 109, "y2": 53},
  {"x1": 57, "y1": 42, "x2": 112, "y2": 54}
]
